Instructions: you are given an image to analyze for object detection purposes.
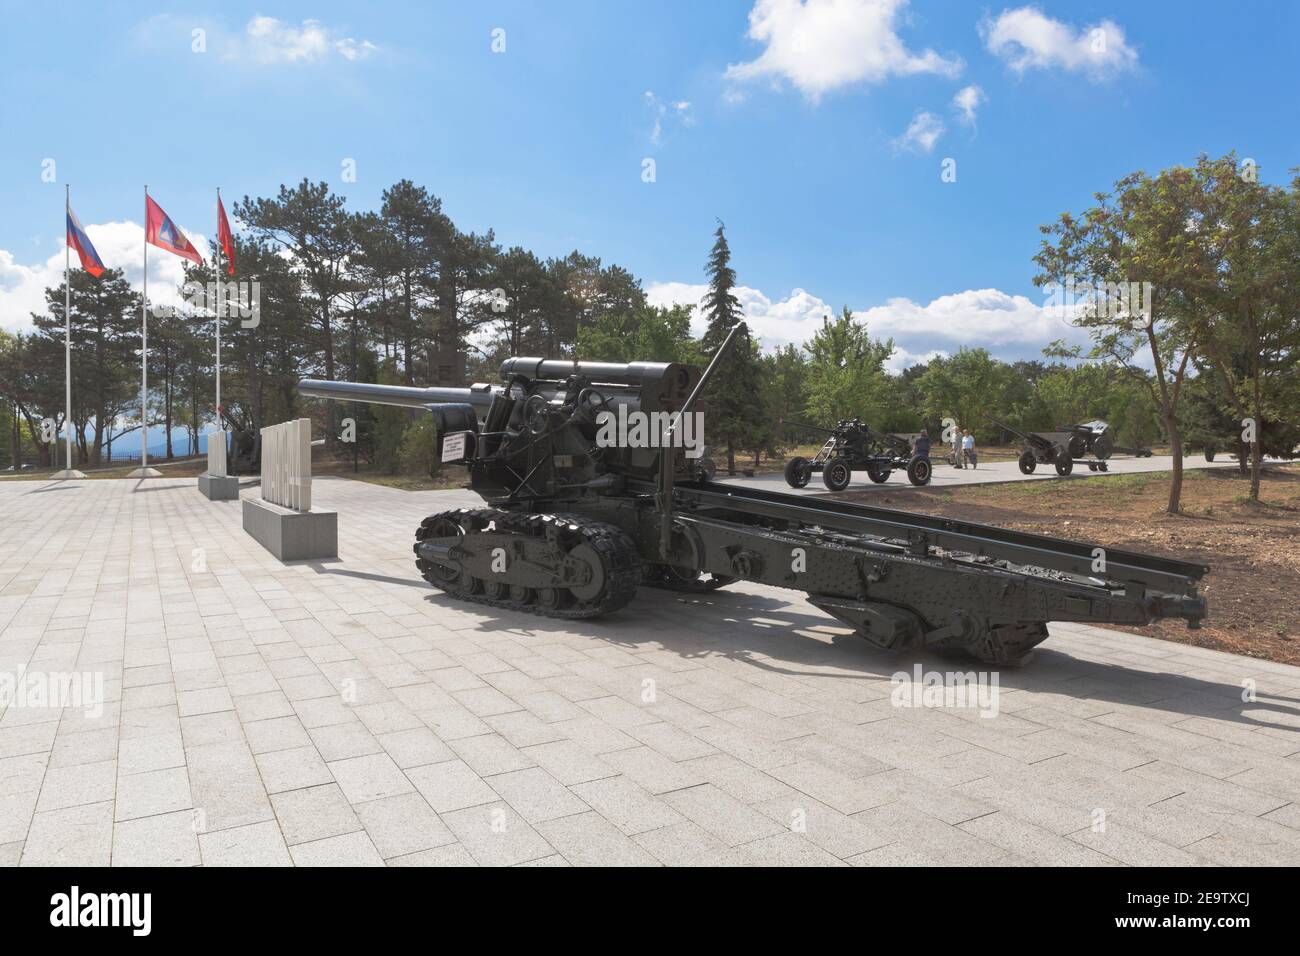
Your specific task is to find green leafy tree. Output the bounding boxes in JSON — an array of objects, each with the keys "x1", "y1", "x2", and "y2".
[
  {"x1": 29, "y1": 268, "x2": 140, "y2": 465},
  {"x1": 801, "y1": 307, "x2": 896, "y2": 429},
  {"x1": 1034, "y1": 162, "x2": 1212, "y2": 513},
  {"x1": 1186, "y1": 156, "x2": 1300, "y2": 498},
  {"x1": 377, "y1": 180, "x2": 453, "y2": 382},
  {"x1": 576, "y1": 305, "x2": 701, "y2": 365},
  {"x1": 916, "y1": 349, "x2": 1020, "y2": 446},
  {"x1": 490, "y1": 247, "x2": 553, "y2": 356},
  {"x1": 371, "y1": 358, "x2": 411, "y2": 473},
  {"x1": 399, "y1": 417, "x2": 441, "y2": 478},
  {"x1": 766, "y1": 344, "x2": 808, "y2": 448}
]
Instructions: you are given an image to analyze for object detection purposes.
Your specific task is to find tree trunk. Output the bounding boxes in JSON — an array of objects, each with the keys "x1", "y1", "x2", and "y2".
[
  {"x1": 726, "y1": 440, "x2": 735, "y2": 476},
  {"x1": 321, "y1": 307, "x2": 336, "y2": 447},
  {"x1": 9, "y1": 401, "x2": 18, "y2": 470},
  {"x1": 164, "y1": 353, "x2": 174, "y2": 460},
  {"x1": 403, "y1": 273, "x2": 414, "y2": 385},
  {"x1": 22, "y1": 413, "x2": 48, "y2": 468},
  {"x1": 1249, "y1": 379, "x2": 1262, "y2": 501},
  {"x1": 9, "y1": 403, "x2": 18, "y2": 476},
  {"x1": 1166, "y1": 416, "x2": 1183, "y2": 515}
]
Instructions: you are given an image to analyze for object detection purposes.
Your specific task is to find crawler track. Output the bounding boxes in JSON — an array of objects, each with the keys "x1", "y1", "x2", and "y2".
[{"x1": 414, "y1": 508, "x2": 642, "y2": 619}]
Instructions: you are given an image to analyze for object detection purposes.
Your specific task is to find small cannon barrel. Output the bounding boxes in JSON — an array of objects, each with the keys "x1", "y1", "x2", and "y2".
[
  {"x1": 977, "y1": 416, "x2": 1029, "y2": 444},
  {"x1": 298, "y1": 378, "x2": 497, "y2": 410},
  {"x1": 500, "y1": 358, "x2": 691, "y2": 392},
  {"x1": 783, "y1": 420, "x2": 837, "y2": 435}
]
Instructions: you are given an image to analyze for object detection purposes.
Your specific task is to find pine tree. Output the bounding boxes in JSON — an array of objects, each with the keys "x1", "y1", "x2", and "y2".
[
  {"x1": 699, "y1": 220, "x2": 768, "y2": 474},
  {"x1": 701, "y1": 221, "x2": 742, "y2": 351}
]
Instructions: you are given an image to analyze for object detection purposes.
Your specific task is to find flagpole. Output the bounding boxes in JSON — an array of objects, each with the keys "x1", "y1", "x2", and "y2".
[
  {"x1": 215, "y1": 187, "x2": 222, "y2": 428},
  {"x1": 141, "y1": 185, "x2": 149, "y2": 473},
  {"x1": 64, "y1": 185, "x2": 73, "y2": 474}
]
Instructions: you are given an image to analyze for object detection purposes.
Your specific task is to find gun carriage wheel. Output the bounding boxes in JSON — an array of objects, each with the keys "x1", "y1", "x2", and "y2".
[
  {"x1": 784, "y1": 457, "x2": 812, "y2": 488},
  {"x1": 822, "y1": 458, "x2": 852, "y2": 491},
  {"x1": 905, "y1": 455, "x2": 932, "y2": 486}
]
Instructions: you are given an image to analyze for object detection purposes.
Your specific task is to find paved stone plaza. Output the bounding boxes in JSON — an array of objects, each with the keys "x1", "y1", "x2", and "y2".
[{"x1": 1, "y1": 475, "x2": 1298, "y2": 866}]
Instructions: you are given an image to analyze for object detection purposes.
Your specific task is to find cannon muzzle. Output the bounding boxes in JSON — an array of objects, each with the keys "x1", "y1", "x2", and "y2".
[{"x1": 298, "y1": 378, "x2": 497, "y2": 410}]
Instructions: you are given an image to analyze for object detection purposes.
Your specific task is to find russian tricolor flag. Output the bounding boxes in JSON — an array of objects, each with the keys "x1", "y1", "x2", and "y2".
[{"x1": 66, "y1": 206, "x2": 105, "y2": 277}]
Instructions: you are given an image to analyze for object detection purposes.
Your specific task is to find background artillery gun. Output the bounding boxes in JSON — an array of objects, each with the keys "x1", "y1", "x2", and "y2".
[
  {"x1": 1067, "y1": 419, "x2": 1154, "y2": 461},
  {"x1": 299, "y1": 325, "x2": 1207, "y2": 666},
  {"x1": 783, "y1": 419, "x2": 932, "y2": 490},
  {"x1": 987, "y1": 417, "x2": 1140, "y2": 475},
  {"x1": 216, "y1": 401, "x2": 261, "y2": 476}
]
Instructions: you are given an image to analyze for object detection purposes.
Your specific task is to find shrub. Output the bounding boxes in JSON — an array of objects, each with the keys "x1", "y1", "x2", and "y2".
[{"x1": 399, "y1": 417, "x2": 441, "y2": 478}]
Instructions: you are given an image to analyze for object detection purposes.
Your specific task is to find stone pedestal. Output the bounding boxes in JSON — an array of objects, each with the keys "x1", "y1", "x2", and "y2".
[
  {"x1": 242, "y1": 497, "x2": 337, "y2": 561},
  {"x1": 126, "y1": 467, "x2": 162, "y2": 478},
  {"x1": 197, "y1": 473, "x2": 240, "y2": 500},
  {"x1": 50, "y1": 469, "x2": 86, "y2": 479}
]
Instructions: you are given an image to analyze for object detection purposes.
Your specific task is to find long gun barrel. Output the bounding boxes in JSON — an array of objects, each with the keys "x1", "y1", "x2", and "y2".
[
  {"x1": 298, "y1": 378, "x2": 498, "y2": 410},
  {"x1": 500, "y1": 358, "x2": 691, "y2": 392},
  {"x1": 983, "y1": 414, "x2": 1039, "y2": 446},
  {"x1": 783, "y1": 420, "x2": 837, "y2": 435}
]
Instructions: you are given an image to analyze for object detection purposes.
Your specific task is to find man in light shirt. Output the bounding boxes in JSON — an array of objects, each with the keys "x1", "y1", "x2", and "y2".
[{"x1": 962, "y1": 428, "x2": 977, "y2": 469}]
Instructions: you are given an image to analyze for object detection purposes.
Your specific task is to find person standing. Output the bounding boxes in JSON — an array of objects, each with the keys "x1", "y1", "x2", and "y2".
[{"x1": 962, "y1": 428, "x2": 977, "y2": 469}]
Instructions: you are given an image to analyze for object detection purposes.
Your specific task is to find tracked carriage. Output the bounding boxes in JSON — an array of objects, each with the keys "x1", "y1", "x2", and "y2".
[{"x1": 300, "y1": 326, "x2": 1207, "y2": 665}]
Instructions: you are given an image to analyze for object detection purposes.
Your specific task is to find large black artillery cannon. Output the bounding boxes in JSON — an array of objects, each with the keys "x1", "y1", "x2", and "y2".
[
  {"x1": 988, "y1": 417, "x2": 1132, "y2": 476},
  {"x1": 299, "y1": 327, "x2": 1206, "y2": 665},
  {"x1": 784, "y1": 419, "x2": 932, "y2": 490}
]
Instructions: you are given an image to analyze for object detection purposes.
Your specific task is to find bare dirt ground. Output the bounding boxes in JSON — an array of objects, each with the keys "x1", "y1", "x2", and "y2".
[{"x1": 832, "y1": 464, "x2": 1300, "y2": 665}]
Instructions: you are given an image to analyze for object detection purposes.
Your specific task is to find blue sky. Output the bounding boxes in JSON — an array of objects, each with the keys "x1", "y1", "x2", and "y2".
[{"x1": 1, "y1": 0, "x2": 1297, "y2": 366}]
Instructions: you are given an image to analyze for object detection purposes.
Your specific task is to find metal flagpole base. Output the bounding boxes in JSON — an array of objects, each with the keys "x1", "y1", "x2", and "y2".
[
  {"x1": 50, "y1": 469, "x2": 87, "y2": 479},
  {"x1": 126, "y1": 467, "x2": 162, "y2": 478}
]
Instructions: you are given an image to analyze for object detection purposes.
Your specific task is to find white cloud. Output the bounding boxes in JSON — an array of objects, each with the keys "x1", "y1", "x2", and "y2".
[
  {"x1": 136, "y1": 14, "x2": 377, "y2": 65},
  {"x1": 1, "y1": 222, "x2": 206, "y2": 334},
  {"x1": 646, "y1": 281, "x2": 833, "y2": 350},
  {"x1": 243, "y1": 16, "x2": 377, "y2": 64},
  {"x1": 884, "y1": 345, "x2": 948, "y2": 374},
  {"x1": 981, "y1": 7, "x2": 1137, "y2": 80},
  {"x1": 725, "y1": 0, "x2": 963, "y2": 102},
  {"x1": 855, "y1": 288, "x2": 1082, "y2": 348},
  {"x1": 644, "y1": 91, "x2": 694, "y2": 145},
  {"x1": 893, "y1": 110, "x2": 945, "y2": 153},
  {"x1": 951, "y1": 84, "x2": 985, "y2": 126},
  {"x1": 647, "y1": 281, "x2": 1091, "y2": 371},
  {"x1": 334, "y1": 37, "x2": 380, "y2": 62}
]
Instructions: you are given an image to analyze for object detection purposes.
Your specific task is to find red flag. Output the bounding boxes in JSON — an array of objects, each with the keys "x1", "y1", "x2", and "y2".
[
  {"x1": 217, "y1": 194, "x2": 236, "y2": 276},
  {"x1": 145, "y1": 195, "x2": 203, "y2": 265}
]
